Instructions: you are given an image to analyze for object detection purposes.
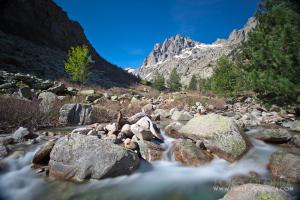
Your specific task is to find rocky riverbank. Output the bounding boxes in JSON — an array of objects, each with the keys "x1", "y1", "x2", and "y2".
[{"x1": 1, "y1": 71, "x2": 300, "y2": 200}]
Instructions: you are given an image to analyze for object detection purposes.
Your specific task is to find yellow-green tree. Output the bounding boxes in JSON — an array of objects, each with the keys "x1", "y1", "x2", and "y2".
[{"x1": 64, "y1": 45, "x2": 92, "y2": 84}]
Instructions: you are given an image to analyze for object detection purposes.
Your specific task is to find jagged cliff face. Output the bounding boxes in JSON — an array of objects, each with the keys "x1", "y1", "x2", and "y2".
[
  {"x1": 0, "y1": 0, "x2": 138, "y2": 87},
  {"x1": 134, "y1": 17, "x2": 257, "y2": 85}
]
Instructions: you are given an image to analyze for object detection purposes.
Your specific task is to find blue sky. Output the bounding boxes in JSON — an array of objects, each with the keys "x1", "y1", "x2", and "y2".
[{"x1": 54, "y1": 0, "x2": 260, "y2": 68}]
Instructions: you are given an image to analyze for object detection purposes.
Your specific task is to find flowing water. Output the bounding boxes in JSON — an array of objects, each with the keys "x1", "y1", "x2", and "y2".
[{"x1": 0, "y1": 126, "x2": 293, "y2": 200}]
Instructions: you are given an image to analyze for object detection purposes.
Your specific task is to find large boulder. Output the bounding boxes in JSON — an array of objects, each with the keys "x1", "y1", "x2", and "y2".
[
  {"x1": 252, "y1": 128, "x2": 292, "y2": 144},
  {"x1": 38, "y1": 92, "x2": 58, "y2": 112},
  {"x1": 269, "y1": 151, "x2": 300, "y2": 183},
  {"x1": 178, "y1": 114, "x2": 250, "y2": 162},
  {"x1": 222, "y1": 184, "x2": 291, "y2": 200},
  {"x1": 59, "y1": 104, "x2": 93, "y2": 125},
  {"x1": 153, "y1": 109, "x2": 171, "y2": 119},
  {"x1": 172, "y1": 139, "x2": 213, "y2": 166},
  {"x1": 49, "y1": 133, "x2": 140, "y2": 181},
  {"x1": 171, "y1": 110, "x2": 193, "y2": 121}
]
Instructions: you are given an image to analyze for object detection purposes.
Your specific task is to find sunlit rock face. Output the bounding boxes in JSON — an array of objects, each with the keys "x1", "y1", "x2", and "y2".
[{"x1": 134, "y1": 17, "x2": 257, "y2": 85}]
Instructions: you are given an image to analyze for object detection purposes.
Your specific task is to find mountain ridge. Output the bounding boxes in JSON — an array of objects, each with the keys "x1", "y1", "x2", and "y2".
[{"x1": 133, "y1": 17, "x2": 257, "y2": 85}]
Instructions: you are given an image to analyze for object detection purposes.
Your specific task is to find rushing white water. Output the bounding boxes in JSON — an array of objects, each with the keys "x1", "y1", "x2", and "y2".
[
  {"x1": 0, "y1": 146, "x2": 44, "y2": 200},
  {"x1": 0, "y1": 127, "x2": 282, "y2": 200}
]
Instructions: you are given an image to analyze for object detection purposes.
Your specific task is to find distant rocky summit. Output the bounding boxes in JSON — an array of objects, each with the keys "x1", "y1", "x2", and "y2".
[
  {"x1": 0, "y1": 0, "x2": 138, "y2": 87},
  {"x1": 134, "y1": 17, "x2": 257, "y2": 85}
]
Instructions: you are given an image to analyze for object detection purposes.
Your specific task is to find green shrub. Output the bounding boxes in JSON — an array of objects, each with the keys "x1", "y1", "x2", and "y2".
[
  {"x1": 64, "y1": 45, "x2": 92, "y2": 84},
  {"x1": 167, "y1": 68, "x2": 182, "y2": 92},
  {"x1": 188, "y1": 75, "x2": 198, "y2": 90},
  {"x1": 152, "y1": 74, "x2": 165, "y2": 91}
]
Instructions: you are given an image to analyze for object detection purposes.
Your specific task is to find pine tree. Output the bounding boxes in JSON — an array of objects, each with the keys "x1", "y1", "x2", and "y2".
[
  {"x1": 167, "y1": 68, "x2": 182, "y2": 91},
  {"x1": 188, "y1": 75, "x2": 198, "y2": 90}
]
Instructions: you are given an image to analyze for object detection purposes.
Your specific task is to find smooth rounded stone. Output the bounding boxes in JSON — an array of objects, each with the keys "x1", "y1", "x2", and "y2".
[
  {"x1": 0, "y1": 144, "x2": 8, "y2": 158},
  {"x1": 269, "y1": 151, "x2": 300, "y2": 183},
  {"x1": 252, "y1": 128, "x2": 292, "y2": 143},
  {"x1": 32, "y1": 140, "x2": 56, "y2": 166},
  {"x1": 47, "y1": 82, "x2": 65, "y2": 94},
  {"x1": 171, "y1": 110, "x2": 193, "y2": 121},
  {"x1": 178, "y1": 114, "x2": 250, "y2": 162},
  {"x1": 172, "y1": 139, "x2": 213, "y2": 166},
  {"x1": 164, "y1": 122, "x2": 184, "y2": 139},
  {"x1": 79, "y1": 89, "x2": 95, "y2": 96},
  {"x1": 71, "y1": 127, "x2": 93, "y2": 135},
  {"x1": 124, "y1": 138, "x2": 137, "y2": 150},
  {"x1": 290, "y1": 121, "x2": 300, "y2": 132},
  {"x1": 12, "y1": 127, "x2": 30, "y2": 142},
  {"x1": 59, "y1": 103, "x2": 93, "y2": 126},
  {"x1": 135, "y1": 140, "x2": 165, "y2": 162},
  {"x1": 121, "y1": 124, "x2": 133, "y2": 138},
  {"x1": 222, "y1": 184, "x2": 291, "y2": 200},
  {"x1": 38, "y1": 92, "x2": 58, "y2": 112},
  {"x1": 153, "y1": 109, "x2": 171, "y2": 119},
  {"x1": 49, "y1": 133, "x2": 140, "y2": 182}
]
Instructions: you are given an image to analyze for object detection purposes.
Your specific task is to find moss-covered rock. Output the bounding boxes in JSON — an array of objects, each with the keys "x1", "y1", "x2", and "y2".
[
  {"x1": 269, "y1": 151, "x2": 300, "y2": 183},
  {"x1": 222, "y1": 184, "x2": 291, "y2": 200},
  {"x1": 252, "y1": 129, "x2": 292, "y2": 144},
  {"x1": 178, "y1": 114, "x2": 250, "y2": 162}
]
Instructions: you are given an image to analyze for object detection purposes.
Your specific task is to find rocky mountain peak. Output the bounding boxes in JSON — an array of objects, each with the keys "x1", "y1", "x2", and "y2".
[
  {"x1": 143, "y1": 34, "x2": 199, "y2": 67},
  {"x1": 135, "y1": 17, "x2": 257, "y2": 84}
]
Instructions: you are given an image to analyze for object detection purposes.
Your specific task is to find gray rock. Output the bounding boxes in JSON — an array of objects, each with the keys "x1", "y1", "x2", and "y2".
[
  {"x1": 252, "y1": 129, "x2": 292, "y2": 143},
  {"x1": 79, "y1": 89, "x2": 95, "y2": 96},
  {"x1": 164, "y1": 122, "x2": 184, "y2": 139},
  {"x1": 135, "y1": 140, "x2": 165, "y2": 162},
  {"x1": 178, "y1": 114, "x2": 250, "y2": 162},
  {"x1": 47, "y1": 82, "x2": 65, "y2": 94},
  {"x1": 131, "y1": 116, "x2": 163, "y2": 141},
  {"x1": 0, "y1": 82, "x2": 14, "y2": 89},
  {"x1": 172, "y1": 139, "x2": 213, "y2": 166},
  {"x1": 153, "y1": 109, "x2": 171, "y2": 119},
  {"x1": 269, "y1": 151, "x2": 300, "y2": 183},
  {"x1": 121, "y1": 124, "x2": 133, "y2": 138},
  {"x1": 71, "y1": 127, "x2": 94, "y2": 135},
  {"x1": 171, "y1": 110, "x2": 193, "y2": 121},
  {"x1": 12, "y1": 127, "x2": 30, "y2": 142},
  {"x1": 38, "y1": 92, "x2": 58, "y2": 112},
  {"x1": 59, "y1": 104, "x2": 93, "y2": 125},
  {"x1": 291, "y1": 121, "x2": 300, "y2": 132},
  {"x1": 222, "y1": 184, "x2": 291, "y2": 200},
  {"x1": 49, "y1": 133, "x2": 140, "y2": 181},
  {"x1": 18, "y1": 86, "x2": 33, "y2": 99},
  {"x1": 86, "y1": 95, "x2": 101, "y2": 103},
  {"x1": 111, "y1": 95, "x2": 118, "y2": 101}
]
